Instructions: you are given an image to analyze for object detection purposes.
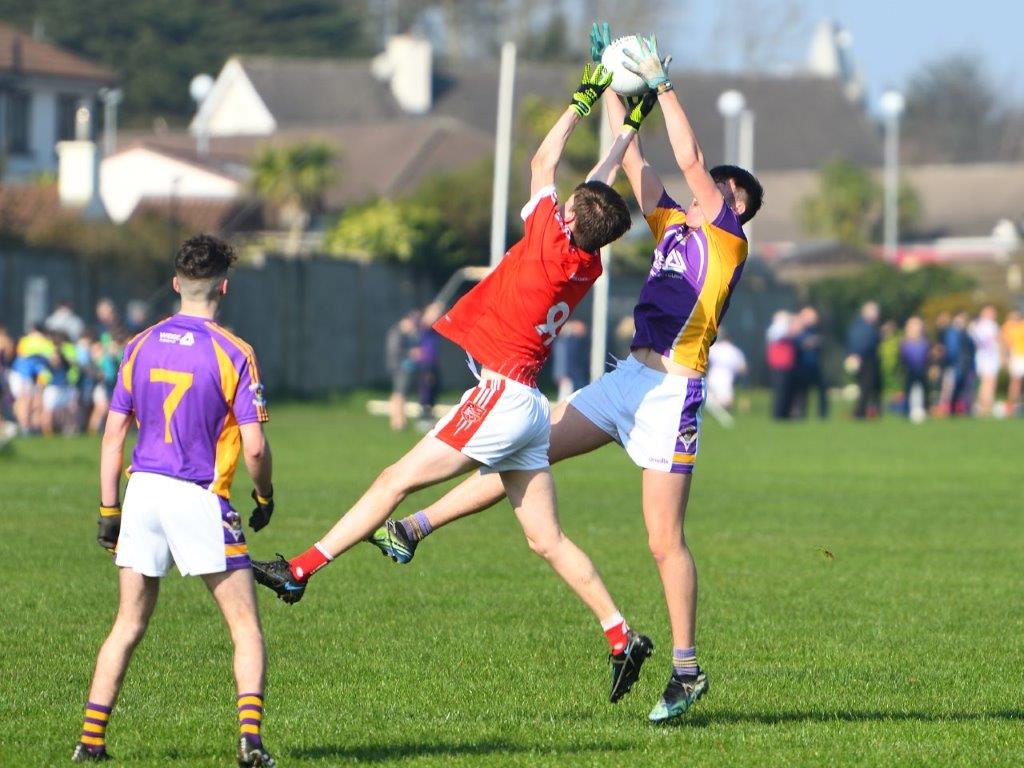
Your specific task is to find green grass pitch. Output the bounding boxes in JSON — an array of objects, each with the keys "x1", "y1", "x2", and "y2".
[{"x1": 1, "y1": 395, "x2": 1022, "y2": 766}]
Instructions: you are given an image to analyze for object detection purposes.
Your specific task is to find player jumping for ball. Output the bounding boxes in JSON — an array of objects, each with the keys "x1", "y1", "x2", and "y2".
[
  {"x1": 369, "y1": 26, "x2": 763, "y2": 724},
  {"x1": 252, "y1": 64, "x2": 663, "y2": 703},
  {"x1": 73, "y1": 235, "x2": 279, "y2": 766}
]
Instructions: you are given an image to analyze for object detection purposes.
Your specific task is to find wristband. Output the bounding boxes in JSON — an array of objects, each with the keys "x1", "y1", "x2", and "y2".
[
  {"x1": 100, "y1": 504, "x2": 121, "y2": 516},
  {"x1": 657, "y1": 81, "x2": 674, "y2": 95},
  {"x1": 254, "y1": 490, "x2": 273, "y2": 505}
]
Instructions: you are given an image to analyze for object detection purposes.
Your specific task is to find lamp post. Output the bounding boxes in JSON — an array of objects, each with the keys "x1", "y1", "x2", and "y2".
[
  {"x1": 98, "y1": 87, "x2": 122, "y2": 155},
  {"x1": 716, "y1": 89, "x2": 746, "y2": 165},
  {"x1": 879, "y1": 89, "x2": 905, "y2": 262}
]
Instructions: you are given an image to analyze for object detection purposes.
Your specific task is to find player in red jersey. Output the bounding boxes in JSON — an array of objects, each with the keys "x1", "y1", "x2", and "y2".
[{"x1": 253, "y1": 64, "x2": 662, "y2": 702}]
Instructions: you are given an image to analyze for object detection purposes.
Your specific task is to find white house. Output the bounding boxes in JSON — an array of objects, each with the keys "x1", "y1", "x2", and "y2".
[{"x1": 0, "y1": 22, "x2": 118, "y2": 179}]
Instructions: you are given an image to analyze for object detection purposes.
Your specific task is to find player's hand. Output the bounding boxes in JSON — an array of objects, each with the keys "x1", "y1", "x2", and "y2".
[
  {"x1": 571, "y1": 63, "x2": 613, "y2": 118},
  {"x1": 97, "y1": 504, "x2": 121, "y2": 555},
  {"x1": 590, "y1": 21, "x2": 611, "y2": 63},
  {"x1": 623, "y1": 89, "x2": 659, "y2": 132},
  {"x1": 622, "y1": 35, "x2": 671, "y2": 90},
  {"x1": 249, "y1": 489, "x2": 274, "y2": 532}
]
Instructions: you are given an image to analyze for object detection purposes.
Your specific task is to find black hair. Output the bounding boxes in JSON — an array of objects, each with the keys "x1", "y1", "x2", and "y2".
[{"x1": 710, "y1": 165, "x2": 763, "y2": 225}]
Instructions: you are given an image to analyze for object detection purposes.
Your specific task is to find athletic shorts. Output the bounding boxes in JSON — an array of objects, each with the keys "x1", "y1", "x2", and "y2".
[
  {"x1": 42, "y1": 384, "x2": 75, "y2": 412},
  {"x1": 1009, "y1": 356, "x2": 1024, "y2": 378},
  {"x1": 431, "y1": 377, "x2": 550, "y2": 473},
  {"x1": 569, "y1": 355, "x2": 707, "y2": 474},
  {"x1": 7, "y1": 370, "x2": 34, "y2": 398},
  {"x1": 115, "y1": 472, "x2": 251, "y2": 577},
  {"x1": 975, "y1": 354, "x2": 1000, "y2": 378}
]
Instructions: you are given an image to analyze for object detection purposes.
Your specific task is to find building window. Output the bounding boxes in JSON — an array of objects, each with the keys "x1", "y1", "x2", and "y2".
[
  {"x1": 57, "y1": 94, "x2": 79, "y2": 141},
  {"x1": 5, "y1": 91, "x2": 30, "y2": 154}
]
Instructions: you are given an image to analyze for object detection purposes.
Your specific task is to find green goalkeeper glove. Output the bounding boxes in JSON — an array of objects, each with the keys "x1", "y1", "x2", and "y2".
[
  {"x1": 623, "y1": 90, "x2": 659, "y2": 132},
  {"x1": 590, "y1": 21, "x2": 611, "y2": 63},
  {"x1": 97, "y1": 503, "x2": 121, "y2": 555},
  {"x1": 622, "y1": 34, "x2": 671, "y2": 91},
  {"x1": 571, "y1": 63, "x2": 613, "y2": 118}
]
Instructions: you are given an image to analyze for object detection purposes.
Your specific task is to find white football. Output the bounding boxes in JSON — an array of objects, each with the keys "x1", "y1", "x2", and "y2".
[{"x1": 601, "y1": 36, "x2": 648, "y2": 97}]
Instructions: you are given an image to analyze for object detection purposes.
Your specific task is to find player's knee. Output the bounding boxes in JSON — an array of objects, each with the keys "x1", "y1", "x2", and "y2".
[
  {"x1": 375, "y1": 463, "x2": 412, "y2": 502},
  {"x1": 525, "y1": 531, "x2": 563, "y2": 561},
  {"x1": 112, "y1": 615, "x2": 150, "y2": 647},
  {"x1": 647, "y1": 533, "x2": 685, "y2": 564}
]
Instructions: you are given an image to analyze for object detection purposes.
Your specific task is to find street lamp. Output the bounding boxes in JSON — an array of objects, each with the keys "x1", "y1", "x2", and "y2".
[
  {"x1": 717, "y1": 89, "x2": 746, "y2": 165},
  {"x1": 879, "y1": 88, "x2": 905, "y2": 262}
]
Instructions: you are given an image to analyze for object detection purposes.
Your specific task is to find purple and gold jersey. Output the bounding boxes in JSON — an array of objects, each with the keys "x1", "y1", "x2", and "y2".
[
  {"x1": 109, "y1": 314, "x2": 268, "y2": 499},
  {"x1": 631, "y1": 191, "x2": 748, "y2": 374}
]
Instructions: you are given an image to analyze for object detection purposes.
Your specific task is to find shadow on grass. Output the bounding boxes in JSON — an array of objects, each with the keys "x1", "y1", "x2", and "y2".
[
  {"x1": 291, "y1": 739, "x2": 629, "y2": 762},
  {"x1": 673, "y1": 710, "x2": 1024, "y2": 728}
]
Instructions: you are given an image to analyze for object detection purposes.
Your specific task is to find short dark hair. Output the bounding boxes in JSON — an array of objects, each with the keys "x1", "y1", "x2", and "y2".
[
  {"x1": 174, "y1": 234, "x2": 237, "y2": 280},
  {"x1": 570, "y1": 181, "x2": 631, "y2": 254},
  {"x1": 710, "y1": 165, "x2": 763, "y2": 225}
]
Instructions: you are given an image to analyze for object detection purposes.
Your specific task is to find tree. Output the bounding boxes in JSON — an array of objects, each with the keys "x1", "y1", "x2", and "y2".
[
  {"x1": 902, "y1": 53, "x2": 1004, "y2": 163},
  {"x1": 799, "y1": 158, "x2": 921, "y2": 247},
  {"x1": 3, "y1": 1, "x2": 375, "y2": 126},
  {"x1": 250, "y1": 141, "x2": 336, "y2": 257}
]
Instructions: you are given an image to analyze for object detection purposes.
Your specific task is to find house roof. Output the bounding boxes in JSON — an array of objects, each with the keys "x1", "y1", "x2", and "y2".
[
  {"x1": 233, "y1": 56, "x2": 882, "y2": 173},
  {"x1": 110, "y1": 115, "x2": 494, "y2": 208},
  {"x1": 0, "y1": 23, "x2": 118, "y2": 83}
]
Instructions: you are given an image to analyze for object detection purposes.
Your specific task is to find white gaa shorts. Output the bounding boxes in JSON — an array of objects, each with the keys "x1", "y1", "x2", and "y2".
[
  {"x1": 431, "y1": 377, "x2": 550, "y2": 473},
  {"x1": 1009, "y1": 355, "x2": 1024, "y2": 378},
  {"x1": 115, "y1": 471, "x2": 251, "y2": 577},
  {"x1": 569, "y1": 355, "x2": 707, "y2": 474}
]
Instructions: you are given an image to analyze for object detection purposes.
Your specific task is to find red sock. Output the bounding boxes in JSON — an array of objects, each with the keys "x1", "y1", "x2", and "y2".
[
  {"x1": 289, "y1": 543, "x2": 331, "y2": 582},
  {"x1": 603, "y1": 618, "x2": 629, "y2": 655}
]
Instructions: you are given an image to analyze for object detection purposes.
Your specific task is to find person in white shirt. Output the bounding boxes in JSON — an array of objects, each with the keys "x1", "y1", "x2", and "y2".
[
  {"x1": 707, "y1": 333, "x2": 747, "y2": 411},
  {"x1": 970, "y1": 305, "x2": 1001, "y2": 416}
]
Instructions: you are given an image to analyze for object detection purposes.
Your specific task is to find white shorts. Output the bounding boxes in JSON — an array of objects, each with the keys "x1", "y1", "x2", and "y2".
[
  {"x1": 115, "y1": 472, "x2": 251, "y2": 577},
  {"x1": 42, "y1": 384, "x2": 75, "y2": 412},
  {"x1": 976, "y1": 354, "x2": 1000, "y2": 378},
  {"x1": 569, "y1": 355, "x2": 707, "y2": 474},
  {"x1": 1009, "y1": 356, "x2": 1024, "y2": 378},
  {"x1": 7, "y1": 370, "x2": 34, "y2": 398},
  {"x1": 431, "y1": 377, "x2": 550, "y2": 473}
]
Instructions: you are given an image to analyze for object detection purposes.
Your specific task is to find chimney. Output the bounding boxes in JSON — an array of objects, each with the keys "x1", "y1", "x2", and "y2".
[
  {"x1": 56, "y1": 106, "x2": 106, "y2": 220},
  {"x1": 372, "y1": 34, "x2": 432, "y2": 115}
]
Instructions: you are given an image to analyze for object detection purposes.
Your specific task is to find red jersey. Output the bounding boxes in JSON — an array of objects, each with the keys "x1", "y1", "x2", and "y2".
[{"x1": 434, "y1": 186, "x2": 603, "y2": 386}]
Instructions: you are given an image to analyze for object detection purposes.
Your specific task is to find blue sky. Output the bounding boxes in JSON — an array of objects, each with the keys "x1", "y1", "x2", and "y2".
[{"x1": 656, "y1": 0, "x2": 1024, "y2": 109}]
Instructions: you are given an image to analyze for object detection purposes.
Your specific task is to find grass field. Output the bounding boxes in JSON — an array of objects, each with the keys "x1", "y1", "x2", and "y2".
[{"x1": 2, "y1": 394, "x2": 1022, "y2": 767}]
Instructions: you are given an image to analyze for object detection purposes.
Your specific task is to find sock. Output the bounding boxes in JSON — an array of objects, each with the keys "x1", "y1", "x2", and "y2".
[
  {"x1": 80, "y1": 701, "x2": 111, "y2": 753},
  {"x1": 289, "y1": 542, "x2": 332, "y2": 582},
  {"x1": 673, "y1": 646, "x2": 699, "y2": 677},
  {"x1": 601, "y1": 612, "x2": 629, "y2": 655},
  {"x1": 398, "y1": 511, "x2": 433, "y2": 543},
  {"x1": 237, "y1": 692, "x2": 264, "y2": 747}
]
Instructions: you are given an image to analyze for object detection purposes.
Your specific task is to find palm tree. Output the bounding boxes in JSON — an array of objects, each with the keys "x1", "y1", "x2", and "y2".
[{"x1": 250, "y1": 141, "x2": 337, "y2": 256}]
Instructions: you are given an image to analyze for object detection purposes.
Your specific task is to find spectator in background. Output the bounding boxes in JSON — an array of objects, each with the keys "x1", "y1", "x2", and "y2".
[
  {"x1": 40, "y1": 332, "x2": 80, "y2": 436},
  {"x1": 94, "y1": 298, "x2": 122, "y2": 342},
  {"x1": 971, "y1": 305, "x2": 1001, "y2": 417},
  {"x1": 416, "y1": 302, "x2": 444, "y2": 430},
  {"x1": 86, "y1": 335, "x2": 121, "y2": 434},
  {"x1": 551, "y1": 319, "x2": 589, "y2": 402},
  {"x1": 385, "y1": 309, "x2": 422, "y2": 431},
  {"x1": 846, "y1": 301, "x2": 882, "y2": 419},
  {"x1": 45, "y1": 300, "x2": 84, "y2": 341},
  {"x1": 766, "y1": 310, "x2": 797, "y2": 420},
  {"x1": 125, "y1": 300, "x2": 150, "y2": 335},
  {"x1": 9, "y1": 325, "x2": 54, "y2": 433},
  {"x1": 707, "y1": 330, "x2": 747, "y2": 412},
  {"x1": 900, "y1": 316, "x2": 931, "y2": 422},
  {"x1": 793, "y1": 306, "x2": 828, "y2": 419},
  {"x1": 0, "y1": 326, "x2": 16, "y2": 446},
  {"x1": 1002, "y1": 309, "x2": 1024, "y2": 415}
]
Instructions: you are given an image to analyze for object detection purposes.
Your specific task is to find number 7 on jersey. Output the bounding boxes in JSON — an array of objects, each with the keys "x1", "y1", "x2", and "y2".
[{"x1": 150, "y1": 368, "x2": 194, "y2": 443}]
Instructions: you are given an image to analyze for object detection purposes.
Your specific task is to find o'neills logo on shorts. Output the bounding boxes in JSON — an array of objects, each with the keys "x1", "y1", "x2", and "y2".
[{"x1": 453, "y1": 402, "x2": 486, "y2": 434}]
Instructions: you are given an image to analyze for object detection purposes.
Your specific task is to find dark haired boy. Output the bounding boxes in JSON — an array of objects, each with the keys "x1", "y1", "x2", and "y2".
[{"x1": 74, "y1": 234, "x2": 279, "y2": 766}]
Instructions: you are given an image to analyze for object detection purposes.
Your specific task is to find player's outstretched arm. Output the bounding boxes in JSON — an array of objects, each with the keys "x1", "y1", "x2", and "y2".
[
  {"x1": 624, "y1": 35, "x2": 724, "y2": 218},
  {"x1": 240, "y1": 422, "x2": 274, "y2": 531},
  {"x1": 530, "y1": 63, "x2": 613, "y2": 195},
  {"x1": 97, "y1": 410, "x2": 132, "y2": 553},
  {"x1": 601, "y1": 90, "x2": 666, "y2": 216}
]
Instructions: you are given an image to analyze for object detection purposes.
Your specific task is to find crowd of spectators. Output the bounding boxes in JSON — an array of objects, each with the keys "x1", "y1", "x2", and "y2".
[{"x1": 0, "y1": 299, "x2": 142, "y2": 442}]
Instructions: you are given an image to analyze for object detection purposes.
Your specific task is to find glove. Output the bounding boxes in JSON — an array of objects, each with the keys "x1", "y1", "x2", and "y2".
[
  {"x1": 249, "y1": 488, "x2": 274, "y2": 532},
  {"x1": 97, "y1": 504, "x2": 121, "y2": 555},
  {"x1": 590, "y1": 21, "x2": 611, "y2": 63},
  {"x1": 622, "y1": 34, "x2": 671, "y2": 90},
  {"x1": 623, "y1": 90, "x2": 659, "y2": 132},
  {"x1": 571, "y1": 63, "x2": 613, "y2": 118}
]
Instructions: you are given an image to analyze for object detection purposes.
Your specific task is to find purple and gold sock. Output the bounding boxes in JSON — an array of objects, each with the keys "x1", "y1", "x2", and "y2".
[
  {"x1": 80, "y1": 701, "x2": 111, "y2": 753},
  {"x1": 673, "y1": 647, "x2": 699, "y2": 677},
  {"x1": 237, "y1": 692, "x2": 264, "y2": 747},
  {"x1": 398, "y1": 511, "x2": 433, "y2": 543}
]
